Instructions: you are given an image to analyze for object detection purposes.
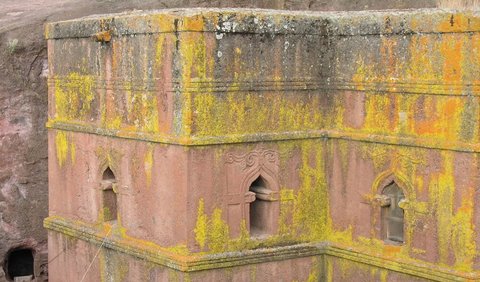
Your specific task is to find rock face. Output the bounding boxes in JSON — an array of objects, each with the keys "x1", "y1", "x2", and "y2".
[
  {"x1": 0, "y1": 0, "x2": 442, "y2": 281},
  {"x1": 0, "y1": 14, "x2": 49, "y2": 282}
]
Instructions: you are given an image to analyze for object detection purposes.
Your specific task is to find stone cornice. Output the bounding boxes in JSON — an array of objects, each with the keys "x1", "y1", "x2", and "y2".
[
  {"x1": 45, "y1": 216, "x2": 479, "y2": 281},
  {"x1": 45, "y1": 9, "x2": 480, "y2": 39},
  {"x1": 44, "y1": 216, "x2": 323, "y2": 272},
  {"x1": 47, "y1": 122, "x2": 480, "y2": 153}
]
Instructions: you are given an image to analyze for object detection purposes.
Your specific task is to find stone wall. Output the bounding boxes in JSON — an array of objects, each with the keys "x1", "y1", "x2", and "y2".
[
  {"x1": 44, "y1": 7, "x2": 480, "y2": 282},
  {"x1": 0, "y1": 0, "x2": 463, "y2": 280}
]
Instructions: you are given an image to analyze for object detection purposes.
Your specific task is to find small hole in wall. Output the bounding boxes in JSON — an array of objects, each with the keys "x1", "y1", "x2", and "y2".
[{"x1": 3, "y1": 248, "x2": 34, "y2": 281}]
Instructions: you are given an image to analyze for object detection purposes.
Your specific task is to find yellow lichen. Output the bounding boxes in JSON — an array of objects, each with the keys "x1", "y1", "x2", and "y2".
[
  {"x1": 451, "y1": 188, "x2": 476, "y2": 271},
  {"x1": 326, "y1": 258, "x2": 333, "y2": 282},
  {"x1": 278, "y1": 188, "x2": 295, "y2": 237},
  {"x1": 230, "y1": 220, "x2": 257, "y2": 250},
  {"x1": 144, "y1": 146, "x2": 154, "y2": 187},
  {"x1": 55, "y1": 131, "x2": 69, "y2": 167},
  {"x1": 207, "y1": 208, "x2": 230, "y2": 252},
  {"x1": 69, "y1": 141, "x2": 76, "y2": 164},
  {"x1": 306, "y1": 257, "x2": 320, "y2": 282},
  {"x1": 54, "y1": 72, "x2": 95, "y2": 120},
  {"x1": 55, "y1": 131, "x2": 75, "y2": 167},
  {"x1": 194, "y1": 198, "x2": 208, "y2": 250},
  {"x1": 179, "y1": 30, "x2": 211, "y2": 137},
  {"x1": 379, "y1": 269, "x2": 388, "y2": 282},
  {"x1": 432, "y1": 153, "x2": 455, "y2": 265},
  {"x1": 292, "y1": 141, "x2": 329, "y2": 241}
]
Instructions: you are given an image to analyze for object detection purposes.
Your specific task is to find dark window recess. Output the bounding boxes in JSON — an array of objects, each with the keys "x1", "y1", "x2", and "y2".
[
  {"x1": 103, "y1": 167, "x2": 115, "y2": 181},
  {"x1": 102, "y1": 167, "x2": 118, "y2": 222},
  {"x1": 381, "y1": 182, "x2": 405, "y2": 243},
  {"x1": 249, "y1": 176, "x2": 275, "y2": 237},
  {"x1": 4, "y1": 248, "x2": 34, "y2": 281}
]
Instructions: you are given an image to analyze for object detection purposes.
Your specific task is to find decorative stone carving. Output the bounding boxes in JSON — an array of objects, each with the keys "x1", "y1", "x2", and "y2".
[
  {"x1": 225, "y1": 149, "x2": 279, "y2": 169},
  {"x1": 224, "y1": 148, "x2": 280, "y2": 236}
]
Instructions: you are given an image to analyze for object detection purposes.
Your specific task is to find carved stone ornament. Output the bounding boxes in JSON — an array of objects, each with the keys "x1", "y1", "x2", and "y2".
[{"x1": 225, "y1": 149, "x2": 279, "y2": 170}]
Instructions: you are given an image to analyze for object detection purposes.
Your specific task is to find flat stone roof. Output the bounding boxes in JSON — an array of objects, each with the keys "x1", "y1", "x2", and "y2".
[{"x1": 45, "y1": 8, "x2": 480, "y2": 39}]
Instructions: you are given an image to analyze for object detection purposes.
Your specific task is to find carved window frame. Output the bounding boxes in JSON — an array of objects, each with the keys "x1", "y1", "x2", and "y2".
[
  {"x1": 366, "y1": 172, "x2": 412, "y2": 245},
  {"x1": 224, "y1": 149, "x2": 281, "y2": 238}
]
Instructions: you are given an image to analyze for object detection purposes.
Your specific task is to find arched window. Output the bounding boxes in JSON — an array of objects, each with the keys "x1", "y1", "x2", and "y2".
[
  {"x1": 103, "y1": 167, "x2": 115, "y2": 181},
  {"x1": 381, "y1": 182, "x2": 405, "y2": 243},
  {"x1": 102, "y1": 167, "x2": 117, "y2": 222},
  {"x1": 249, "y1": 176, "x2": 275, "y2": 237}
]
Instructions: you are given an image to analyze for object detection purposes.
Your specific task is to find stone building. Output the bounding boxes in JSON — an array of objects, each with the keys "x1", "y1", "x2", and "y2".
[
  {"x1": 2, "y1": 1, "x2": 445, "y2": 281},
  {"x1": 44, "y1": 7, "x2": 480, "y2": 282}
]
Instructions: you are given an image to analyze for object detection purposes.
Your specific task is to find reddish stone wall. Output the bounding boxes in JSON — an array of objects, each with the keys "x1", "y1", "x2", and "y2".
[
  {"x1": 0, "y1": 0, "x2": 469, "y2": 281},
  {"x1": 44, "y1": 9, "x2": 480, "y2": 282},
  {"x1": 48, "y1": 130, "x2": 190, "y2": 247},
  {"x1": 48, "y1": 231, "x2": 321, "y2": 282}
]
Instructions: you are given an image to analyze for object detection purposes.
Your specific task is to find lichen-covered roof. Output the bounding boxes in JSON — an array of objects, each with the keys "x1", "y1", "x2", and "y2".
[{"x1": 45, "y1": 8, "x2": 480, "y2": 39}]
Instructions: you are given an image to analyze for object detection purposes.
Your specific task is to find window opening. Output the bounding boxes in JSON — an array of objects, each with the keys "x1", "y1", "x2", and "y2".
[
  {"x1": 102, "y1": 167, "x2": 117, "y2": 222},
  {"x1": 3, "y1": 248, "x2": 34, "y2": 281},
  {"x1": 381, "y1": 181, "x2": 405, "y2": 243},
  {"x1": 249, "y1": 176, "x2": 274, "y2": 237},
  {"x1": 103, "y1": 167, "x2": 115, "y2": 181}
]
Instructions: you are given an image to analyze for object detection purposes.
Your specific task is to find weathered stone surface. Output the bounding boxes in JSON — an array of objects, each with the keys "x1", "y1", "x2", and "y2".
[
  {"x1": 0, "y1": 17, "x2": 49, "y2": 282},
  {"x1": 0, "y1": 0, "x2": 465, "y2": 281},
  {"x1": 45, "y1": 8, "x2": 480, "y2": 282}
]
